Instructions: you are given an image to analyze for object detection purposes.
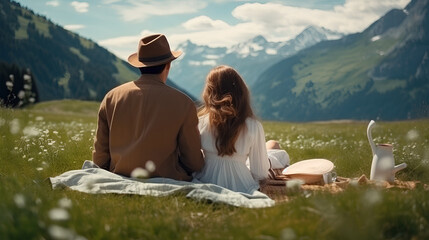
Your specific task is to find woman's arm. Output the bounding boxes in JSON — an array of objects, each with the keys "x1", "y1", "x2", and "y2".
[{"x1": 248, "y1": 120, "x2": 270, "y2": 180}]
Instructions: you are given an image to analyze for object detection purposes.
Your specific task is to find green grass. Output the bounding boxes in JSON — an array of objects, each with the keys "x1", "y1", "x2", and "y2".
[{"x1": 1, "y1": 100, "x2": 428, "y2": 239}]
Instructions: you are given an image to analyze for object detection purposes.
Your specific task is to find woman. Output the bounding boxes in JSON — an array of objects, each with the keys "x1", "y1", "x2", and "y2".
[{"x1": 194, "y1": 65, "x2": 289, "y2": 193}]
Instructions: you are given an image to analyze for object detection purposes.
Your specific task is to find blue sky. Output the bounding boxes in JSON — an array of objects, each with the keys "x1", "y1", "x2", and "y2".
[{"x1": 15, "y1": 0, "x2": 410, "y2": 60}]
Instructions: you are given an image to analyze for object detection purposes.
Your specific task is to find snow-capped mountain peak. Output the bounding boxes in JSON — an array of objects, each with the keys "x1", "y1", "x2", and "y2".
[{"x1": 169, "y1": 26, "x2": 344, "y2": 97}]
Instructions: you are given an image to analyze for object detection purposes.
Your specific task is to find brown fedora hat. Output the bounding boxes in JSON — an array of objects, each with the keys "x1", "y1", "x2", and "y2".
[{"x1": 128, "y1": 34, "x2": 182, "y2": 68}]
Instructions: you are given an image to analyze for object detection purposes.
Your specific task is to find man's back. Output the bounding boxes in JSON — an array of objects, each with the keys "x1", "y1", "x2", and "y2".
[{"x1": 93, "y1": 74, "x2": 204, "y2": 180}]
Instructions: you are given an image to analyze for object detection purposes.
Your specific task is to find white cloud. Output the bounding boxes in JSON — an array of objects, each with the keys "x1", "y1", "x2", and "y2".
[
  {"x1": 46, "y1": 1, "x2": 59, "y2": 7},
  {"x1": 98, "y1": 0, "x2": 411, "y2": 60},
  {"x1": 230, "y1": 0, "x2": 410, "y2": 42},
  {"x1": 64, "y1": 24, "x2": 85, "y2": 31},
  {"x1": 183, "y1": 16, "x2": 229, "y2": 30},
  {"x1": 170, "y1": 21, "x2": 260, "y2": 48},
  {"x1": 98, "y1": 36, "x2": 140, "y2": 60},
  {"x1": 165, "y1": 0, "x2": 410, "y2": 49},
  {"x1": 99, "y1": 35, "x2": 139, "y2": 47},
  {"x1": 113, "y1": 0, "x2": 207, "y2": 22},
  {"x1": 102, "y1": 0, "x2": 121, "y2": 3},
  {"x1": 189, "y1": 60, "x2": 217, "y2": 66},
  {"x1": 70, "y1": 1, "x2": 89, "y2": 13},
  {"x1": 98, "y1": 30, "x2": 156, "y2": 60},
  {"x1": 266, "y1": 48, "x2": 277, "y2": 55}
]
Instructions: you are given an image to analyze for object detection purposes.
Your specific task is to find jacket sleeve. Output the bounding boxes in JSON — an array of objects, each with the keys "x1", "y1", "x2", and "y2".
[
  {"x1": 92, "y1": 98, "x2": 111, "y2": 170},
  {"x1": 248, "y1": 120, "x2": 270, "y2": 180},
  {"x1": 177, "y1": 103, "x2": 205, "y2": 173}
]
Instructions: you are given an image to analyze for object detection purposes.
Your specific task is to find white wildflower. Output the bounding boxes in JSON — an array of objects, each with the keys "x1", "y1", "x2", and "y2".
[
  {"x1": 84, "y1": 178, "x2": 96, "y2": 190},
  {"x1": 131, "y1": 167, "x2": 149, "y2": 179},
  {"x1": 49, "y1": 208, "x2": 70, "y2": 221},
  {"x1": 23, "y1": 74, "x2": 31, "y2": 81},
  {"x1": 6, "y1": 81, "x2": 13, "y2": 90},
  {"x1": 23, "y1": 126, "x2": 40, "y2": 137},
  {"x1": 281, "y1": 227, "x2": 297, "y2": 240},
  {"x1": 363, "y1": 189, "x2": 382, "y2": 205},
  {"x1": 286, "y1": 179, "x2": 304, "y2": 190},
  {"x1": 14, "y1": 194, "x2": 26, "y2": 208},
  {"x1": 378, "y1": 158, "x2": 392, "y2": 172},
  {"x1": 35, "y1": 116, "x2": 44, "y2": 121},
  {"x1": 58, "y1": 197, "x2": 72, "y2": 209},
  {"x1": 145, "y1": 160, "x2": 156, "y2": 172},
  {"x1": 17, "y1": 90, "x2": 25, "y2": 99},
  {"x1": 104, "y1": 224, "x2": 111, "y2": 232},
  {"x1": 9, "y1": 119, "x2": 20, "y2": 134},
  {"x1": 406, "y1": 129, "x2": 419, "y2": 141},
  {"x1": 48, "y1": 225, "x2": 74, "y2": 239},
  {"x1": 71, "y1": 134, "x2": 82, "y2": 141}
]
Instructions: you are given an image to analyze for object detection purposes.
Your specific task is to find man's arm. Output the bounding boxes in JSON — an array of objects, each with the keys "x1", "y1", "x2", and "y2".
[
  {"x1": 92, "y1": 100, "x2": 111, "y2": 170},
  {"x1": 177, "y1": 103, "x2": 205, "y2": 173}
]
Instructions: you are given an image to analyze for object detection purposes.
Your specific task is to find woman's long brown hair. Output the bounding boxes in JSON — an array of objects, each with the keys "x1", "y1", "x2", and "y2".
[{"x1": 199, "y1": 65, "x2": 254, "y2": 156}]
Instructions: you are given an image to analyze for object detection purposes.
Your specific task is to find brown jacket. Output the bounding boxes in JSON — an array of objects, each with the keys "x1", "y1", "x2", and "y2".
[{"x1": 92, "y1": 75, "x2": 204, "y2": 180}]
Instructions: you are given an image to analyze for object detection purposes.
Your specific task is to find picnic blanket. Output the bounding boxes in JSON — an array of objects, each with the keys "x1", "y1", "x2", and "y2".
[
  {"x1": 260, "y1": 169, "x2": 424, "y2": 202},
  {"x1": 49, "y1": 160, "x2": 275, "y2": 208}
]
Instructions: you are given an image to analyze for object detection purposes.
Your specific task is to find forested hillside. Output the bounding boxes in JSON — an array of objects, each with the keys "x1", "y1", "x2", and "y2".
[
  {"x1": 0, "y1": 0, "x2": 138, "y2": 101},
  {"x1": 0, "y1": 0, "x2": 196, "y2": 104}
]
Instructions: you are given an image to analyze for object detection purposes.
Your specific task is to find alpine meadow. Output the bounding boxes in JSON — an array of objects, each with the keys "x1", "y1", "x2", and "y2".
[
  {"x1": 1, "y1": 0, "x2": 429, "y2": 239},
  {"x1": 1, "y1": 102, "x2": 429, "y2": 239}
]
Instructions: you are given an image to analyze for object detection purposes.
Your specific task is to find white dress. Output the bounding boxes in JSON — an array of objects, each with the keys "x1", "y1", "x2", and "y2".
[{"x1": 193, "y1": 115, "x2": 271, "y2": 194}]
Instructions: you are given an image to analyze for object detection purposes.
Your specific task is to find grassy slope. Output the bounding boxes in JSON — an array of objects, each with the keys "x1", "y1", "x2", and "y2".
[
  {"x1": 291, "y1": 36, "x2": 401, "y2": 108},
  {"x1": 1, "y1": 100, "x2": 428, "y2": 239}
]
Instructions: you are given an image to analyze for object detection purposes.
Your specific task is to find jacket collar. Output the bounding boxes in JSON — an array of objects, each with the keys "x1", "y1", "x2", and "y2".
[{"x1": 135, "y1": 74, "x2": 165, "y2": 85}]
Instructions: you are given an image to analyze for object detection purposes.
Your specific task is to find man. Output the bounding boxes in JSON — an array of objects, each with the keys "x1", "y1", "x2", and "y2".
[{"x1": 92, "y1": 34, "x2": 204, "y2": 181}]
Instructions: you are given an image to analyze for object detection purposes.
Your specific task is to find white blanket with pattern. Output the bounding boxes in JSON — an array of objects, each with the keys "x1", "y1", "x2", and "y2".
[{"x1": 49, "y1": 160, "x2": 275, "y2": 208}]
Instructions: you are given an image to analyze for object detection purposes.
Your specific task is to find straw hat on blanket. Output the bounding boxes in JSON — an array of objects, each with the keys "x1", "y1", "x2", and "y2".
[{"x1": 282, "y1": 159, "x2": 335, "y2": 184}]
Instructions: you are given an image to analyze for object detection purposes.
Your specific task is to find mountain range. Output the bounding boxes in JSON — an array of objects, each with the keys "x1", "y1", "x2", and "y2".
[
  {"x1": 252, "y1": 0, "x2": 429, "y2": 121},
  {"x1": 1, "y1": 0, "x2": 428, "y2": 121},
  {"x1": 169, "y1": 26, "x2": 343, "y2": 97}
]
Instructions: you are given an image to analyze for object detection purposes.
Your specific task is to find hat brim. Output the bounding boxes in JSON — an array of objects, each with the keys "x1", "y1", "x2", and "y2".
[
  {"x1": 282, "y1": 159, "x2": 334, "y2": 184},
  {"x1": 127, "y1": 50, "x2": 182, "y2": 68},
  {"x1": 282, "y1": 159, "x2": 334, "y2": 175}
]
